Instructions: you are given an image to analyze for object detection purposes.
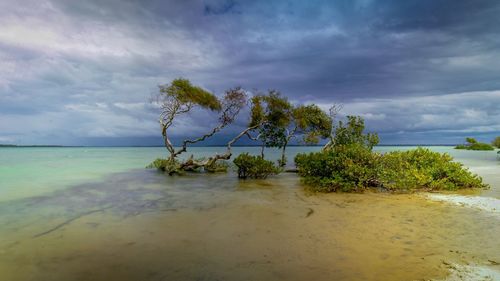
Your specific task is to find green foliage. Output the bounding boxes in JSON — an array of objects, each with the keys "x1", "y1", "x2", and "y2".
[
  {"x1": 295, "y1": 143, "x2": 379, "y2": 192},
  {"x1": 377, "y1": 148, "x2": 487, "y2": 191},
  {"x1": 328, "y1": 116, "x2": 379, "y2": 150},
  {"x1": 249, "y1": 91, "x2": 293, "y2": 149},
  {"x1": 468, "y1": 143, "x2": 495, "y2": 150},
  {"x1": 233, "y1": 153, "x2": 281, "y2": 179},
  {"x1": 295, "y1": 116, "x2": 486, "y2": 192},
  {"x1": 466, "y1": 137, "x2": 477, "y2": 144},
  {"x1": 262, "y1": 90, "x2": 293, "y2": 128},
  {"x1": 146, "y1": 158, "x2": 184, "y2": 175},
  {"x1": 249, "y1": 96, "x2": 265, "y2": 127},
  {"x1": 293, "y1": 104, "x2": 332, "y2": 144},
  {"x1": 247, "y1": 93, "x2": 332, "y2": 167},
  {"x1": 147, "y1": 157, "x2": 229, "y2": 174},
  {"x1": 455, "y1": 137, "x2": 495, "y2": 151},
  {"x1": 295, "y1": 147, "x2": 488, "y2": 193},
  {"x1": 491, "y1": 136, "x2": 500, "y2": 148},
  {"x1": 294, "y1": 115, "x2": 381, "y2": 192},
  {"x1": 259, "y1": 123, "x2": 287, "y2": 148},
  {"x1": 159, "y1": 78, "x2": 221, "y2": 111},
  {"x1": 203, "y1": 159, "x2": 230, "y2": 173}
]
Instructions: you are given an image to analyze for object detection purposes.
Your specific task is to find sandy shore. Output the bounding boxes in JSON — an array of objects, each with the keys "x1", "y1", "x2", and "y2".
[
  {"x1": 423, "y1": 193, "x2": 500, "y2": 280},
  {"x1": 439, "y1": 263, "x2": 500, "y2": 281},
  {"x1": 425, "y1": 194, "x2": 500, "y2": 214}
]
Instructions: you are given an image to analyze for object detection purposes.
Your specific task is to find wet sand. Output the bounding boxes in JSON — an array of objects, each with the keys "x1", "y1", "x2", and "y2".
[{"x1": 0, "y1": 170, "x2": 499, "y2": 280}]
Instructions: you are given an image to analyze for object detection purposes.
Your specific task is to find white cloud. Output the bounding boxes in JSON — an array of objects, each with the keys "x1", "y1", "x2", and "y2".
[
  {"x1": 113, "y1": 102, "x2": 146, "y2": 111},
  {"x1": 1, "y1": 0, "x2": 500, "y2": 145},
  {"x1": 310, "y1": 90, "x2": 500, "y2": 134}
]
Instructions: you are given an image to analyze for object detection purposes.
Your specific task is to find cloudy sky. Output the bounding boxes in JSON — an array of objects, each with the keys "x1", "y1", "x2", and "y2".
[{"x1": 1, "y1": 0, "x2": 499, "y2": 145}]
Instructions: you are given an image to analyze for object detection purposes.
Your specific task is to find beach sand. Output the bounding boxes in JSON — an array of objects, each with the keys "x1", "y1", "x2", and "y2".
[{"x1": 1, "y1": 171, "x2": 499, "y2": 281}]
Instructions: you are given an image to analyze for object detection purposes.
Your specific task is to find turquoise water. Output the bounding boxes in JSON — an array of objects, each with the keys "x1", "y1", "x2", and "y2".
[
  {"x1": 0, "y1": 146, "x2": 499, "y2": 281},
  {"x1": 1, "y1": 146, "x2": 498, "y2": 201},
  {"x1": 0, "y1": 146, "x2": 315, "y2": 201}
]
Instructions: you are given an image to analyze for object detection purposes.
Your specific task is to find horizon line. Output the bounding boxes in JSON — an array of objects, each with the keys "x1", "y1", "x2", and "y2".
[{"x1": 0, "y1": 144, "x2": 463, "y2": 148}]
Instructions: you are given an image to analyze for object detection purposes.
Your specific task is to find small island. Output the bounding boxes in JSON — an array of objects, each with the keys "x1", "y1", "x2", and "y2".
[{"x1": 455, "y1": 137, "x2": 495, "y2": 151}]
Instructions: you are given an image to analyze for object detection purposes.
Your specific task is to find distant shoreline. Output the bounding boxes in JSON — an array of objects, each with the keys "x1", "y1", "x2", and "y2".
[
  {"x1": 1, "y1": 144, "x2": 461, "y2": 148},
  {"x1": 0, "y1": 144, "x2": 71, "y2": 147}
]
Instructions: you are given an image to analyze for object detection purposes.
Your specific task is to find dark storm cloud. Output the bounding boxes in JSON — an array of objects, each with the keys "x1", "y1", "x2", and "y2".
[{"x1": 0, "y1": 0, "x2": 499, "y2": 145}]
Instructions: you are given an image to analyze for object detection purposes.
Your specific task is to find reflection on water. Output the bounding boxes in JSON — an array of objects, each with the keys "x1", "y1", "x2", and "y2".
[{"x1": 0, "y1": 170, "x2": 499, "y2": 281}]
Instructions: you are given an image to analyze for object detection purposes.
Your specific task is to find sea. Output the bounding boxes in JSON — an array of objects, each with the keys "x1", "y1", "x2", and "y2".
[{"x1": 0, "y1": 146, "x2": 499, "y2": 280}]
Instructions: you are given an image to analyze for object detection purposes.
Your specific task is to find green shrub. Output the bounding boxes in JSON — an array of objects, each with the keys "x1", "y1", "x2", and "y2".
[
  {"x1": 147, "y1": 157, "x2": 229, "y2": 174},
  {"x1": 295, "y1": 144, "x2": 379, "y2": 192},
  {"x1": 204, "y1": 160, "x2": 230, "y2": 173},
  {"x1": 146, "y1": 158, "x2": 183, "y2": 175},
  {"x1": 455, "y1": 137, "x2": 494, "y2": 150},
  {"x1": 468, "y1": 143, "x2": 495, "y2": 150},
  {"x1": 326, "y1": 115, "x2": 379, "y2": 150},
  {"x1": 493, "y1": 136, "x2": 500, "y2": 148},
  {"x1": 295, "y1": 146, "x2": 488, "y2": 192},
  {"x1": 378, "y1": 148, "x2": 487, "y2": 191},
  {"x1": 233, "y1": 153, "x2": 280, "y2": 179}
]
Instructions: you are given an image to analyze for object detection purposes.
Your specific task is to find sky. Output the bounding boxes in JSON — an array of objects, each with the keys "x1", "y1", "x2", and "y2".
[{"x1": 1, "y1": 0, "x2": 500, "y2": 146}]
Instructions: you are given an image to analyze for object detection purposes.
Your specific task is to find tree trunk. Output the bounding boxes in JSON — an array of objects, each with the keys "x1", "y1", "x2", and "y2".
[
  {"x1": 175, "y1": 124, "x2": 263, "y2": 172},
  {"x1": 280, "y1": 143, "x2": 288, "y2": 167}
]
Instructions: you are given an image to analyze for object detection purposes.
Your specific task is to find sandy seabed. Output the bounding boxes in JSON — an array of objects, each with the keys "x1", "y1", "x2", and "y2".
[{"x1": 0, "y1": 170, "x2": 499, "y2": 281}]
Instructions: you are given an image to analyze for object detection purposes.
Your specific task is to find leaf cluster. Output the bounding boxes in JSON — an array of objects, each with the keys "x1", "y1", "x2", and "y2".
[
  {"x1": 292, "y1": 104, "x2": 332, "y2": 144},
  {"x1": 295, "y1": 143, "x2": 379, "y2": 192},
  {"x1": 248, "y1": 92, "x2": 332, "y2": 149},
  {"x1": 249, "y1": 91, "x2": 293, "y2": 147},
  {"x1": 233, "y1": 153, "x2": 281, "y2": 179},
  {"x1": 328, "y1": 116, "x2": 379, "y2": 149},
  {"x1": 146, "y1": 158, "x2": 183, "y2": 175},
  {"x1": 159, "y1": 78, "x2": 221, "y2": 111}
]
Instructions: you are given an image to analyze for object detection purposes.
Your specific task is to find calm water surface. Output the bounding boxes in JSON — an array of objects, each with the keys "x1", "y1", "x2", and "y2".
[{"x1": 0, "y1": 146, "x2": 499, "y2": 280}]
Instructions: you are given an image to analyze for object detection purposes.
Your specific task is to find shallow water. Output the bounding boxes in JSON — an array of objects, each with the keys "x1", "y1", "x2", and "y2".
[
  {"x1": 0, "y1": 146, "x2": 317, "y2": 202},
  {"x1": 0, "y1": 146, "x2": 499, "y2": 280}
]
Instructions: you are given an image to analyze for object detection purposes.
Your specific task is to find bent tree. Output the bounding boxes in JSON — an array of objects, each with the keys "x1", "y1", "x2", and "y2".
[
  {"x1": 249, "y1": 91, "x2": 293, "y2": 159},
  {"x1": 153, "y1": 79, "x2": 344, "y2": 174},
  {"x1": 201, "y1": 91, "x2": 286, "y2": 162},
  {"x1": 322, "y1": 104, "x2": 343, "y2": 150},
  {"x1": 278, "y1": 104, "x2": 332, "y2": 166},
  {"x1": 230, "y1": 91, "x2": 335, "y2": 167},
  {"x1": 156, "y1": 78, "x2": 246, "y2": 170},
  {"x1": 203, "y1": 90, "x2": 294, "y2": 163}
]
